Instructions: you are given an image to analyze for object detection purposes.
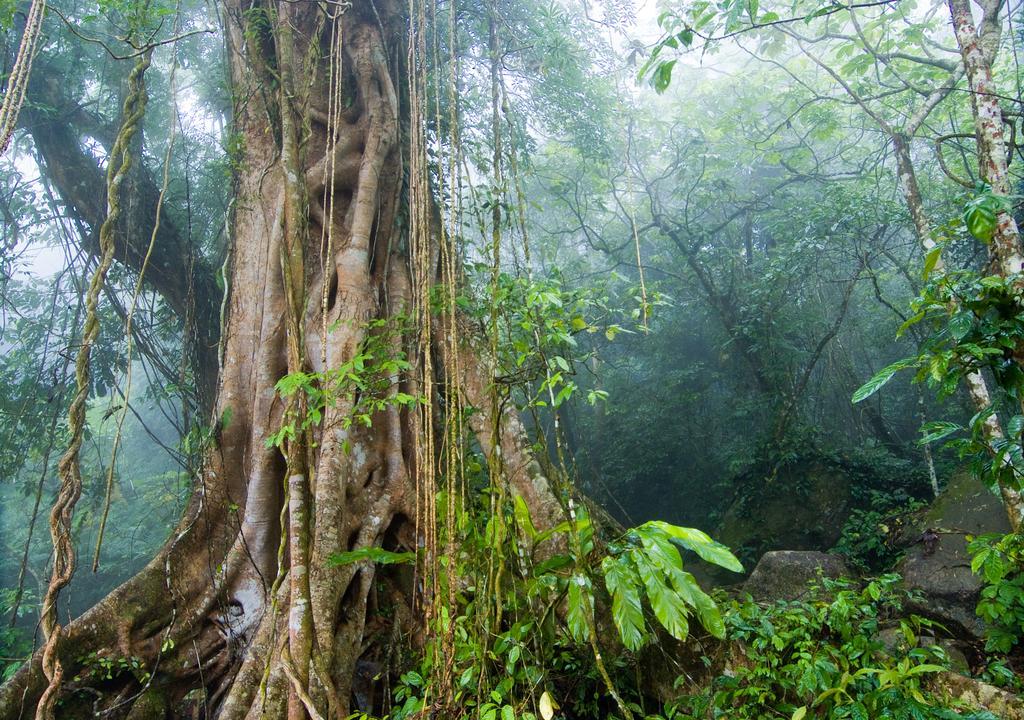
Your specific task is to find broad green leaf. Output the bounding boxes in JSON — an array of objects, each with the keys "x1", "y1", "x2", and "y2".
[
  {"x1": 637, "y1": 531, "x2": 726, "y2": 639},
  {"x1": 852, "y1": 358, "x2": 916, "y2": 403},
  {"x1": 536, "y1": 515, "x2": 591, "y2": 545},
  {"x1": 533, "y1": 554, "x2": 574, "y2": 576},
  {"x1": 948, "y1": 312, "x2": 973, "y2": 341},
  {"x1": 675, "y1": 570, "x2": 725, "y2": 639},
  {"x1": 645, "y1": 521, "x2": 743, "y2": 573},
  {"x1": 922, "y1": 245, "x2": 942, "y2": 279},
  {"x1": 636, "y1": 525, "x2": 684, "y2": 570},
  {"x1": 964, "y1": 195, "x2": 999, "y2": 242},
  {"x1": 602, "y1": 556, "x2": 647, "y2": 651},
  {"x1": 651, "y1": 60, "x2": 677, "y2": 93},
  {"x1": 513, "y1": 495, "x2": 537, "y2": 540},
  {"x1": 567, "y1": 574, "x2": 594, "y2": 643},
  {"x1": 633, "y1": 551, "x2": 689, "y2": 641},
  {"x1": 918, "y1": 421, "x2": 961, "y2": 445}
]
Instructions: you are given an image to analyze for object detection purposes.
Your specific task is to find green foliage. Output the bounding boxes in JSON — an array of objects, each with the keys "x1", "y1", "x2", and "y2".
[
  {"x1": 0, "y1": 588, "x2": 32, "y2": 682},
  {"x1": 350, "y1": 471, "x2": 736, "y2": 720},
  {"x1": 597, "y1": 522, "x2": 740, "y2": 650},
  {"x1": 962, "y1": 188, "x2": 1017, "y2": 243},
  {"x1": 74, "y1": 650, "x2": 151, "y2": 685},
  {"x1": 267, "y1": 317, "x2": 421, "y2": 449},
  {"x1": 328, "y1": 548, "x2": 416, "y2": 567},
  {"x1": 834, "y1": 490, "x2": 926, "y2": 571},
  {"x1": 662, "y1": 576, "x2": 988, "y2": 720},
  {"x1": 455, "y1": 268, "x2": 645, "y2": 412},
  {"x1": 968, "y1": 532, "x2": 1024, "y2": 654},
  {"x1": 852, "y1": 359, "x2": 918, "y2": 404}
]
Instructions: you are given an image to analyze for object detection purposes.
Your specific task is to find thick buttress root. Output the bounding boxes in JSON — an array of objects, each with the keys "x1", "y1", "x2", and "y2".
[{"x1": 0, "y1": 3, "x2": 565, "y2": 718}]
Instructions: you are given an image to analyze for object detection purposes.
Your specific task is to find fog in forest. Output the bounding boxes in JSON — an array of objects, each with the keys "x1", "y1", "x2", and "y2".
[{"x1": 1, "y1": 0, "x2": 1023, "y2": 717}]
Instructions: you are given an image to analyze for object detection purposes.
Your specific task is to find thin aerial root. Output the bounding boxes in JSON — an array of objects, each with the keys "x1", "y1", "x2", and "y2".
[{"x1": 36, "y1": 50, "x2": 152, "y2": 720}]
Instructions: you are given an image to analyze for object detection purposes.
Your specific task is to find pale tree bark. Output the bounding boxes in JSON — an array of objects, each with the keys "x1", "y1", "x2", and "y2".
[
  {"x1": 893, "y1": 132, "x2": 1024, "y2": 531},
  {"x1": 0, "y1": 2, "x2": 564, "y2": 718},
  {"x1": 946, "y1": 0, "x2": 1024, "y2": 530},
  {"x1": 948, "y1": 0, "x2": 1024, "y2": 277}
]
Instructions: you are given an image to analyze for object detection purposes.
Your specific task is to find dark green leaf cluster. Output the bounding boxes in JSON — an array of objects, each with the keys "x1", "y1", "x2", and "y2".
[
  {"x1": 968, "y1": 532, "x2": 1024, "y2": 654},
  {"x1": 664, "y1": 576, "x2": 993, "y2": 720}
]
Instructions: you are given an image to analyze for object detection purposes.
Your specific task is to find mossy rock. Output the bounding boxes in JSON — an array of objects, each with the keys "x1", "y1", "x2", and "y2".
[
  {"x1": 897, "y1": 470, "x2": 1010, "y2": 640},
  {"x1": 743, "y1": 550, "x2": 850, "y2": 602},
  {"x1": 712, "y1": 460, "x2": 853, "y2": 579},
  {"x1": 934, "y1": 671, "x2": 1024, "y2": 718}
]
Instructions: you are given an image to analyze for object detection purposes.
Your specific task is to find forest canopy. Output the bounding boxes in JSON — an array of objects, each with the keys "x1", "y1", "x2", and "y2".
[{"x1": 1, "y1": 0, "x2": 1024, "y2": 718}]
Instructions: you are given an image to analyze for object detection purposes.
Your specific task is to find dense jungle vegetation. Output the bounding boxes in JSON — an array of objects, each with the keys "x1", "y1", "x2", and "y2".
[{"x1": 1, "y1": 0, "x2": 1024, "y2": 717}]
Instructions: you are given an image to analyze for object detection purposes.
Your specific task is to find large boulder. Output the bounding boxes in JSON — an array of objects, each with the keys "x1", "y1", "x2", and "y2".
[
  {"x1": 896, "y1": 471, "x2": 1011, "y2": 640},
  {"x1": 743, "y1": 550, "x2": 850, "y2": 601},
  {"x1": 717, "y1": 462, "x2": 853, "y2": 562}
]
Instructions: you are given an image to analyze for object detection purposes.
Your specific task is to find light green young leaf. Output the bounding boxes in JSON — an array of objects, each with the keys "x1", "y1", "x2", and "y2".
[
  {"x1": 633, "y1": 551, "x2": 689, "y2": 641},
  {"x1": 513, "y1": 495, "x2": 537, "y2": 541},
  {"x1": 602, "y1": 556, "x2": 647, "y2": 651},
  {"x1": 644, "y1": 521, "x2": 743, "y2": 573},
  {"x1": 922, "y1": 245, "x2": 942, "y2": 279},
  {"x1": 851, "y1": 358, "x2": 916, "y2": 404},
  {"x1": 567, "y1": 574, "x2": 594, "y2": 643}
]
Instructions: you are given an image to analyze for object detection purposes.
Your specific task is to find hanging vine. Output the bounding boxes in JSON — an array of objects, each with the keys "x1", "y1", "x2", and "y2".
[
  {"x1": 0, "y1": 0, "x2": 46, "y2": 155},
  {"x1": 36, "y1": 48, "x2": 153, "y2": 720}
]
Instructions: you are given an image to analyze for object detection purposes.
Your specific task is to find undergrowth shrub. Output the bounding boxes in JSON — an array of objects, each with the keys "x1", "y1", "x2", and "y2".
[
  {"x1": 656, "y1": 575, "x2": 994, "y2": 720},
  {"x1": 968, "y1": 532, "x2": 1024, "y2": 654}
]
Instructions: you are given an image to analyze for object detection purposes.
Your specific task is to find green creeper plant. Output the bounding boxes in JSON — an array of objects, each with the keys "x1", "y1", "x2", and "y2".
[{"x1": 968, "y1": 532, "x2": 1024, "y2": 654}]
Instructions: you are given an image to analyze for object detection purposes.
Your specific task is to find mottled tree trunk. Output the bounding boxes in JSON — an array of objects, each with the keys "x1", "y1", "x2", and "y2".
[
  {"x1": 947, "y1": 0, "x2": 1024, "y2": 530},
  {"x1": 893, "y1": 130, "x2": 1024, "y2": 531},
  {"x1": 0, "y1": 3, "x2": 562, "y2": 718},
  {"x1": 948, "y1": 0, "x2": 1024, "y2": 278}
]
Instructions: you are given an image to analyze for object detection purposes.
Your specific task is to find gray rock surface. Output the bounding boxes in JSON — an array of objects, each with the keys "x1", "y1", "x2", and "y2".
[
  {"x1": 897, "y1": 471, "x2": 1010, "y2": 640},
  {"x1": 743, "y1": 550, "x2": 849, "y2": 601},
  {"x1": 935, "y1": 672, "x2": 1024, "y2": 719}
]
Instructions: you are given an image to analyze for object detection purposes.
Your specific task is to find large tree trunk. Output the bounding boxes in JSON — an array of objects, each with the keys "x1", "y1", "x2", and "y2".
[{"x1": 0, "y1": 3, "x2": 562, "y2": 718}]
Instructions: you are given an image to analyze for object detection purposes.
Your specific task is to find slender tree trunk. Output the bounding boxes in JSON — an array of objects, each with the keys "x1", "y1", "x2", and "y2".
[
  {"x1": 948, "y1": 0, "x2": 1024, "y2": 278},
  {"x1": 0, "y1": 3, "x2": 562, "y2": 718},
  {"x1": 946, "y1": 0, "x2": 1024, "y2": 530},
  {"x1": 892, "y1": 128, "x2": 1024, "y2": 530}
]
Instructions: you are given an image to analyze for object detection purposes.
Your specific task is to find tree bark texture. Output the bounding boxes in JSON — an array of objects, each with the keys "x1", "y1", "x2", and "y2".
[{"x1": 0, "y1": 2, "x2": 563, "y2": 718}]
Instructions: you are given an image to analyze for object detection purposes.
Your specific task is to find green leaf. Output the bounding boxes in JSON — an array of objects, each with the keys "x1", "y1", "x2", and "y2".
[
  {"x1": 602, "y1": 556, "x2": 648, "y2": 651},
  {"x1": 514, "y1": 495, "x2": 537, "y2": 540},
  {"x1": 675, "y1": 570, "x2": 725, "y2": 639},
  {"x1": 948, "y1": 312, "x2": 973, "y2": 341},
  {"x1": 635, "y1": 529, "x2": 726, "y2": 638},
  {"x1": 567, "y1": 574, "x2": 594, "y2": 643},
  {"x1": 792, "y1": 708, "x2": 807, "y2": 720},
  {"x1": 852, "y1": 358, "x2": 916, "y2": 403},
  {"x1": 918, "y1": 421, "x2": 961, "y2": 445},
  {"x1": 536, "y1": 515, "x2": 591, "y2": 545},
  {"x1": 328, "y1": 547, "x2": 415, "y2": 566},
  {"x1": 644, "y1": 521, "x2": 743, "y2": 573},
  {"x1": 964, "y1": 194, "x2": 1000, "y2": 242},
  {"x1": 633, "y1": 551, "x2": 689, "y2": 641},
  {"x1": 922, "y1": 245, "x2": 942, "y2": 279},
  {"x1": 651, "y1": 60, "x2": 677, "y2": 94}
]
